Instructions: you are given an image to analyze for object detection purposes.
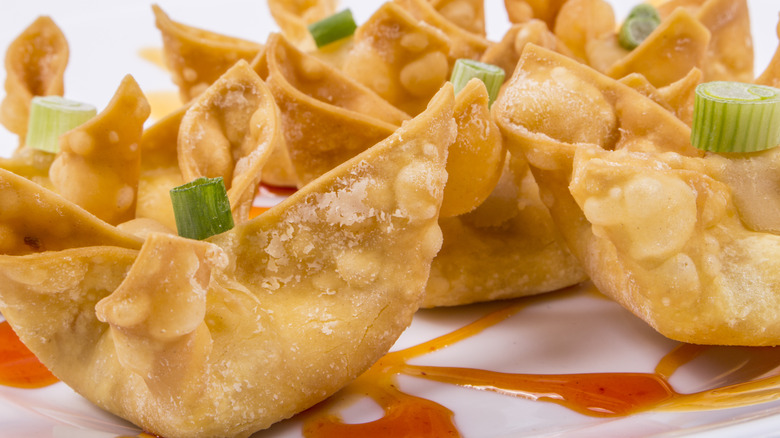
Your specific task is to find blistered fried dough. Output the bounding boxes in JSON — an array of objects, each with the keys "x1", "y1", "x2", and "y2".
[
  {"x1": 497, "y1": 45, "x2": 700, "y2": 160},
  {"x1": 657, "y1": 0, "x2": 753, "y2": 83},
  {"x1": 565, "y1": 148, "x2": 780, "y2": 346},
  {"x1": 481, "y1": 20, "x2": 574, "y2": 80},
  {"x1": 267, "y1": 0, "x2": 338, "y2": 51},
  {"x1": 504, "y1": 0, "x2": 567, "y2": 28},
  {"x1": 179, "y1": 60, "x2": 279, "y2": 223},
  {"x1": 394, "y1": 0, "x2": 490, "y2": 61},
  {"x1": 493, "y1": 46, "x2": 780, "y2": 345},
  {"x1": 49, "y1": 75, "x2": 151, "y2": 226},
  {"x1": 424, "y1": 152, "x2": 586, "y2": 307},
  {"x1": 0, "y1": 16, "x2": 68, "y2": 145},
  {"x1": 553, "y1": 0, "x2": 614, "y2": 62},
  {"x1": 440, "y1": 79, "x2": 505, "y2": 217},
  {"x1": 429, "y1": 0, "x2": 486, "y2": 35},
  {"x1": 605, "y1": 8, "x2": 710, "y2": 87},
  {"x1": 756, "y1": 16, "x2": 780, "y2": 88},
  {"x1": 153, "y1": 5, "x2": 263, "y2": 102},
  {"x1": 0, "y1": 85, "x2": 455, "y2": 438},
  {"x1": 0, "y1": 168, "x2": 142, "y2": 255},
  {"x1": 343, "y1": 3, "x2": 451, "y2": 116},
  {"x1": 265, "y1": 34, "x2": 410, "y2": 186}
]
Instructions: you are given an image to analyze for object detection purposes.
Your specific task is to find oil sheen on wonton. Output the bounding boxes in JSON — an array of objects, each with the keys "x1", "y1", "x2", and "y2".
[
  {"x1": 178, "y1": 60, "x2": 280, "y2": 223},
  {"x1": 263, "y1": 33, "x2": 410, "y2": 186},
  {"x1": 49, "y1": 75, "x2": 150, "y2": 226},
  {"x1": 495, "y1": 45, "x2": 780, "y2": 346},
  {"x1": 0, "y1": 86, "x2": 457, "y2": 438},
  {"x1": 153, "y1": 5, "x2": 263, "y2": 102},
  {"x1": 0, "y1": 16, "x2": 68, "y2": 146}
]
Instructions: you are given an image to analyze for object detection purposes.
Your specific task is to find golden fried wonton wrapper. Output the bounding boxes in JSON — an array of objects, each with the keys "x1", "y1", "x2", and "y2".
[
  {"x1": 440, "y1": 78, "x2": 505, "y2": 218},
  {"x1": 603, "y1": 8, "x2": 710, "y2": 87},
  {"x1": 178, "y1": 60, "x2": 280, "y2": 223},
  {"x1": 0, "y1": 168, "x2": 142, "y2": 255},
  {"x1": 424, "y1": 151, "x2": 586, "y2": 307},
  {"x1": 656, "y1": 0, "x2": 754, "y2": 83},
  {"x1": 153, "y1": 5, "x2": 264, "y2": 102},
  {"x1": 504, "y1": 0, "x2": 567, "y2": 28},
  {"x1": 0, "y1": 16, "x2": 68, "y2": 146},
  {"x1": 267, "y1": 0, "x2": 338, "y2": 51},
  {"x1": 481, "y1": 20, "x2": 574, "y2": 80},
  {"x1": 136, "y1": 103, "x2": 189, "y2": 230},
  {"x1": 394, "y1": 0, "x2": 490, "y2": 61},
  {"x1": 495, "y1": 45, "x2": 780, "y2": 346},
  {"x1": 0, "y1": 85, "x2": 456, "y2": 438},
  {"x1": 49, "y1": 75, "x2": 150, "y2": 226},
  {"x1": 429, "y1": 0, "x2": 486, "y2": 36},
  {"x1": 264, "y1": 33, "x2": 412, "y2": 185},
  {"x1": 343, "y1": 2, "x2": 452, "y2": 116},
  {"x1": 552, "y1": 0, "x2": 614, "y2": 62},
  {"x1": 617, "y1": 68, "x2": 702, "y2": 126}
]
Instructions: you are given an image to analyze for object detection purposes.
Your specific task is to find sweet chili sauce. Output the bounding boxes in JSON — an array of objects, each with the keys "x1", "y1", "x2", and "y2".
[
  {"x1": 302, "y1": 292, "x2": 780, "y2": 438},
  {"x1": 0, "y1": 321, "x2": 58, "y2": 388}
]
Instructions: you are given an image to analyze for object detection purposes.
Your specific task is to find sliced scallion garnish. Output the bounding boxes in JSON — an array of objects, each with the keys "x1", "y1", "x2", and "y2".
[
  {"x1": 170, "y1": 177, "x2": 234, "y2": 240},
  {"x1": 618, "y1": 3, "x2": 661, "y2": 50},
  {"x1": 691, "y1": 81, "x2": 780, "y2": 153},
  {"x1": 308, "y1": 9, "x2": 357, "y2": 48},
  {"x1": 26, "y1": 96, "x2": 96, "y2": 153},
  {"x1": 450, "y1": 59, "x2": 505, "y2": 106}
]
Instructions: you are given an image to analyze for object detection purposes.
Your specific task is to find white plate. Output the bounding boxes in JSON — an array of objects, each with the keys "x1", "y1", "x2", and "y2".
[{"x1": 1, "y1": 1, "x2": 779, "y2": 437}]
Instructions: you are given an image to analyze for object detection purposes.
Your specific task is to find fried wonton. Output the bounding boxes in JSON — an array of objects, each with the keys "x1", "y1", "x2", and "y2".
[
  {"x1": 504, "y1": 0, "x2": 568, "y2": 28},
  {"x1": 424, "y1": 151, "x2": 586, "y2": 307},
  {"x1": 656, "y1": 0, "x2": 754, "y2": 82},
  {"x1": 49, "y1": 75, "x2": 150, "y2": 226},
  {"x1": 265, "y1": 33, "x2": 410, "y2": 186},
  {"x1": 552, "y1": 0, "x2": 614, "y2": 62},
  {"x1": 481, "y1": 20, "x2": 574, "y2": 80},
  {"x1": 394, "y1": 0, "x2": 490, "y2": 61},
  {"x1": 267, "y1": 0, "x2": 338, "y2": 51},
  {"x1": 0, "y1": 85, "x2": 456, "y2": 437},
  {"x1": 429, "y1": 0, "x2": 486, "y2": 36},
  {"x1": 495, "y1": 45, "x2": 780, "y2": 346},
  {"x1": 440, "y1": 78, "x2": 505, "y2": 217},
  {"x1": 618, "y1": 68, "x2": 703, "y2": 126},
  {"x1": 343, "y1": 2, "x2": 451, "y2": 116},
  {"x1": 136, "y1": 103, "x2": 189, "y2": 230},
  {"x1": 153, "y1": 5, "x2": 264, "y2": 102},
  {"x1": 603, "y1": 8, "x2": 711, "y2": 87},
  {"x1": 0, "y1": 16, "x2": 68, "y2": 146},
  {"x1": 0, "y1": 168, "x2": 142, "y2": 255},
  {"x1": 178, "y1": 60, "x2": 280, "y2": 223}
]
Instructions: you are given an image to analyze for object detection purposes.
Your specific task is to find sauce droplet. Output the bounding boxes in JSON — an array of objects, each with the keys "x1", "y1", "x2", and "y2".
[{"x1": 0, "y1": 321, "x2": 58, "y2": 388}]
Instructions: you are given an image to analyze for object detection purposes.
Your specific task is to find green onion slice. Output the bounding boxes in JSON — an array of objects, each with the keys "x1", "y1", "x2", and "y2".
[
  {"x1": 450, "y1": 59, "x2": 506, "y2": 106},
  {"x1": 308, "y1": 9, "x2": 357, "y2": 48},
  {"x1": 170, "y1": 177, "x2": 234, "y2": 240},
  {"x1": 618, "y1": 3, "x2": 661, "y2": 50},
  {"x1": 26, "y1": 96, "x2": 96, "y2": 153},
  {"x1": 626, "y1": 3, "x2": 661, "y2": 22},
  {"x1": 691, "y1": 81, "x2": 780, "y2": 153}
]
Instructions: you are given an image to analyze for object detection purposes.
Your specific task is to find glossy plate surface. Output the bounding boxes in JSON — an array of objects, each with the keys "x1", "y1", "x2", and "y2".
[{"x1": 0, "y1": 1, "x2": 779, "y2": 437}]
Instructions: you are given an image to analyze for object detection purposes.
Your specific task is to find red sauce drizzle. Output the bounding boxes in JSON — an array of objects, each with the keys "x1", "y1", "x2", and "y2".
[
  {"x1": 0, "y1": 321, "x2": 58, "y2": 388},
  {"x1": 303, "y1": 298, "x2": 780, "y2": 438}
]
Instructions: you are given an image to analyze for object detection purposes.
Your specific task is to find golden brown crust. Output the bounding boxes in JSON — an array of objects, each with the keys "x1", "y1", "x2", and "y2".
[{"x1": 0, "y1": 16, "x2": 68, "y2": 145}]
